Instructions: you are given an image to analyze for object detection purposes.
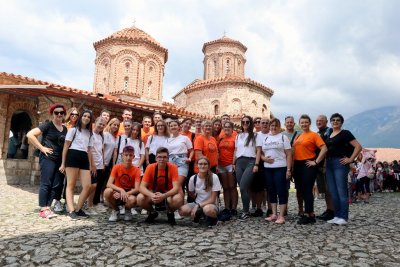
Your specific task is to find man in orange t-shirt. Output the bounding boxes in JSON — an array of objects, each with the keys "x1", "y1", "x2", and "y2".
[
  {"x1": 104, "y1": 146, "x2": 141, "y2": 222},
  {"x1": 118, "y1": 108, "x2": 133, "y2": 136},
  {"x1": 138, "y1": 147, "x2": 183, "y2": 225},
  {"x1": 141, "y1": 116, "x2": 154, "y2": 146}
]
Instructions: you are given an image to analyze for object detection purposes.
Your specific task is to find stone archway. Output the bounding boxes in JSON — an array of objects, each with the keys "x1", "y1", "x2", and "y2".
[{"x1": 7, "y1": 110, "x2": 32, "y2": 159}]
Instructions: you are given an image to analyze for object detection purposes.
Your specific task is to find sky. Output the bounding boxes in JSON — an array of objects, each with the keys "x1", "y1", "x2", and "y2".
[{"x1": 1, "y1": 0, "x2": 399, "y2": 121}]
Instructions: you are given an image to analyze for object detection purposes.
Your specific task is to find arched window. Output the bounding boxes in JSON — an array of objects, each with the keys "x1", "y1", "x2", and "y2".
[
  {"x1": 226, "y1": 58, "x2": 231, "y2": 74},
  {"x1": 262, "y1": 104, "x2": 267, "y2": 116},
  {"x1": 232, "y1": 98, "x2": 242, "y2": 114},
  {"x1": 125, "y1": 62, "x2": 130, "y2": 73},
  {"x1": 214, "y1": 105, "x2": 220, "y2": 115},
  {"x1": 8, "y1": 111, "x2": 32, "y2": 159},
  {"x1": 123, "y1": 77, "x2": 129, "y2": 91}
]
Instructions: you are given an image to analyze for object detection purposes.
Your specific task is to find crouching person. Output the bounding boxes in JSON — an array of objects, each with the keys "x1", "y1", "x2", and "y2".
[
  {"x1": 137, "y1": 147, "x2": 183, "y2": 225},
  {"x1": 179, "y1": 156, "x2": 222, "y2": 227},
  {"x1": 104, "y1": 146, "x2": 140, "y2": 222}
]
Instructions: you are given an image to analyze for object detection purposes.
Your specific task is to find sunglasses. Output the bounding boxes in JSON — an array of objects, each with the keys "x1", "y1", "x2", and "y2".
[
  {"x1": 54, "y1": 111, "x2": 65, "y2": 115},
  {"x1": 255, "y1": 121, "x2": 261, "y2": 124},
  {"x1": 241, "y1": 120, "x2": 250, "y2": 125},
  {"x1": 70, "y1": 113, "x2": 79, "y2": 116},
  {"x1": 331, "y1": 119, "x2": 342, "y2": 122}
]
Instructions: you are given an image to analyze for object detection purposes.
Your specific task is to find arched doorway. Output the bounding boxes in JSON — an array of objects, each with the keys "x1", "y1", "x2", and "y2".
[{"x1": 8, "y1": 110, "x2": 32, "y2": 159}]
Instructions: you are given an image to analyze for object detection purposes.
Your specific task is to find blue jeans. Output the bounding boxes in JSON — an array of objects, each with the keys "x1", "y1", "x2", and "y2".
[
  {"x1": 326, "y1": 157, "x2": 350, "y2": 220},
  {"x1": 264, "y1": 167, "x2": 288, "y2": 205},
  {"x1": 39, "y1": 156, "x2": 65, "y2": 207}
]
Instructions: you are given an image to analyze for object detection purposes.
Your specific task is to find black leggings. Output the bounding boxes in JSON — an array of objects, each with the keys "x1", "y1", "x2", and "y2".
[{"x1": 293, "y1": 160, "x2": 318, "y2": 214}]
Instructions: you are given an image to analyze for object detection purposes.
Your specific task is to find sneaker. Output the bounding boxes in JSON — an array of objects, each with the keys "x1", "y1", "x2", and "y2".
[
  {"x1": 239, "y1": 212, "x2": 250, "y2": 220},
  {"x1": 174, "y1": 211, "x2": 183, "y2": 220},
  {"x1": 327, "y1": 217, "x2": 339, "y2": 224},
  {"x1": 261, "y1": 205, "x2": 267, "y2": 213},
  {"x1": 124, "y1": 210, "x2": 133, "y2": 221},
  {"x1": 39, "y1": 209, "x2": 58, "y2": 219},
  {"x1": 249, "y1": 207, "x2": 256, "y2": 215},
  {"x1": 75, "y1": 209, "x2": 89, "y2": 218},
  {"x1": 109, "y1": 210, "x2": 119, "y2": 222},
  {"x1": 167, "y1": 211, "x2": 176, "y2": 226},
  {"x1": 84, "y1": 208, "x2": 98, "y2": 216},
  {"x1": 131, "y1": 208, "x2": 138, "y2": 215},
  {"x1": 334, "y1": 218, "x2": 348, "y2": 225},
  {"x1": 251, "y1": 208, "x2": 263, "y2": 217},
  {"x1": 230, "y1": 209, "x2": 238, "y2": 216},
  {"x1": 53, "y1": 200, "x2": 63, "y2": 213},
  {"x1": 68, "y1": 211, "x2": 80, "y2": 221},
  {"x1": 317, "y1": 210, "x2": 334, "y2": 221},
  {"x1": 193, "y1": 207, "x2": 204, "y2": 223},
  {"x1": 119, "y1": 205, "x2": 125, "y2": 215},
  {"x1": 141, "y1": 209, "x2": 148, "y2": 215},
  {"x1": 297, "y1": 215, "x2": 316, "y2": 225},
  {"x1": 206, "y1": 216, "x2": 218, "y2": 228},
  {"x1": 145, "y1": 211, "x2": 158, "y2": 223}
]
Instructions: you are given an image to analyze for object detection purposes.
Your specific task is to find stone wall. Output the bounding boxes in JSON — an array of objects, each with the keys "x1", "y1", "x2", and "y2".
[{"x1": 174, "y1": 83, "x2": 271, "y2": 118}]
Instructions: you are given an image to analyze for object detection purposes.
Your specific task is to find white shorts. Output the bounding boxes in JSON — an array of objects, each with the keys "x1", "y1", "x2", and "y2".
[{"x1": 217, "y1": 165, "x2": 233, "y2": 174}]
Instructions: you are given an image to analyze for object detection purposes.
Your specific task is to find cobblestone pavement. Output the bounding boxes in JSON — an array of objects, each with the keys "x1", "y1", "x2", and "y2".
[{"x1": 0, "y1": 185, "x2": 399, "y2": 267}]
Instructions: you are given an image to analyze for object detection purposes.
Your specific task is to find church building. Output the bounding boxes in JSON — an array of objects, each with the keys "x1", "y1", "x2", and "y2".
[{"x1": 173, "y1": 36, "x2": 274, "y2": 120}]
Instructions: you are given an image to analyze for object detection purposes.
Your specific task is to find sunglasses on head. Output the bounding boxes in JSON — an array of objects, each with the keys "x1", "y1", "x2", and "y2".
[{"x1": 54, "y1": 111, "x2": 65, "y2": 115}]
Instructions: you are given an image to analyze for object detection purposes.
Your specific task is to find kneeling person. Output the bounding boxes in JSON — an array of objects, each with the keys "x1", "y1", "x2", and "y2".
[
  {"x1": 105, "y1": 146, "x2": 140, "y2": 222},
  {"x1": 179, "y1": 156, "x2": 222, "y2": 227},
  {"x1": 138, "y1": 147, "x2": 184, "y2": 225}
]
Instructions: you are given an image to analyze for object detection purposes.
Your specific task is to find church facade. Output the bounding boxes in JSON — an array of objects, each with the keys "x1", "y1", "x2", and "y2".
[{"x1": 173, "y1": 36, "x2": 274, "y2": 119}]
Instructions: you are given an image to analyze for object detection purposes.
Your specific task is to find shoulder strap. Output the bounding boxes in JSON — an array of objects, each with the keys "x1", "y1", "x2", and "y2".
[
  {"x1": 191, "y1": 132, "x2": 195, "y2": 142},
  {"x1": 68, "y1": 127, "x2": 78, "y2": 149},
  {"x1": 153, "y1": 164, "x2": 169, "y2": 192},
  {"x1": 193, "y1": 174, "x2": 198, "y2": 193},
  {"x1": 290, "y1": 131, "x2": 298, "y2": 147},
  {"x1": 150, "y1": 135, "x2": 154, "y2": 145}
]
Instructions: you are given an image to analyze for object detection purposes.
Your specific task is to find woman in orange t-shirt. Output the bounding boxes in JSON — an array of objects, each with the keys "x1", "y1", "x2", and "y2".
[
  {"x1": 218, "y1": 121, "x2": 238, "y2": 215},
  {"x1": 293, "y1": 114, "x2": 327, "y2": 225},
  {"x1": 194, "y1": 120, "x2": 218, "y2": 173}
]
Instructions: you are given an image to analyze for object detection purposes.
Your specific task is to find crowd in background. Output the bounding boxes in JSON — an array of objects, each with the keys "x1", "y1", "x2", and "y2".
[{"x1": 26, "y1": 103, "x2": 399, "y2": 227}]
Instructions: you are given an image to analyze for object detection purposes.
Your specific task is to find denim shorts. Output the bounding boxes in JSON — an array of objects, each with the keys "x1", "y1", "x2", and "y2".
[
  {"x1": 217, "y1": 164, "x2": 233, "y2": 174},
  {"x1": 169, "y1": 154, "x2": 189, "y2": 177}
]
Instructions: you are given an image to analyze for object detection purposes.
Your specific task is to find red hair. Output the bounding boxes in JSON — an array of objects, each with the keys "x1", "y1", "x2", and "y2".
[{"x1": 49, "y1": 103, "x2": 66, "y2": 114}]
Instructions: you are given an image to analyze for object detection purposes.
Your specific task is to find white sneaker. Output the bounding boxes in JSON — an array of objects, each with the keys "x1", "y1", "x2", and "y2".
[
  {"x1": 53, "y1": 200, "x2": 63, "y2": 212},
  {"x1": 119, "y1": 205, "x2": 125, "y2": 215},
  {"x1": 141, "y1": 209, "x2": 148, "y2": 215},
  {"x1": 174, "y1": 211, "x2": 183, "y2": 220},
  {"x1": 131, "y1": 208, "x2": 138, "y2": 215},
  {"x1": 327, "y1": 217, "x2": 339, "y2": 224},
  {"x1": 334, "y1": 218, "x2": 348, "y2": 225},
  {"x1": 84, "y1": 208, "x2": 98, "y2": 215},
  {"x1": 109, "y1": 210, "x2": 119, "y2": 222},
  {"x1": 124, "y1": 210, "x2": 133, "y2": 221}
]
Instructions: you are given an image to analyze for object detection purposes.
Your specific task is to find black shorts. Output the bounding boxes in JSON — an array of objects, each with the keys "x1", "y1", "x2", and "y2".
[
  {"x1": 91, "y1": 169, "x2": 104, "y2": 184},
  {"x1": 65, "y1": 149, "x2": 90, "y2": 170}
]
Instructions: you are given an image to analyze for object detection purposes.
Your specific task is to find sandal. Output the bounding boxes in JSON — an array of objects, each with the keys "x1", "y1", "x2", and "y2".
[
  {"x1": 275, "y1": 217, "x2": 285, "y2": 224},
  {"x1": 265, "y1": 214, "x2": 277, "y2": 222}
]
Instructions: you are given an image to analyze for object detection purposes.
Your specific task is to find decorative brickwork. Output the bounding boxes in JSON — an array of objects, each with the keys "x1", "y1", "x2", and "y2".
[{"x1": 174, "y1": 35, "x2": 273, "y2": 118}]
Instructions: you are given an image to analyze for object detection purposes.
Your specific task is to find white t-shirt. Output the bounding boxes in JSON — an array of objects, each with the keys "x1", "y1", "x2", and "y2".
[
  {"x1": 235, "y1": 133, "x2": 257, "y2": 158},
  {"x1": 145, "y1": 135, "x2": 168, "y2": 155},
  {"x1": 103, "y1": 132, "x2": 116, "y2": 166},
  {"x1": 66, "y1": 128, "x2": 93, "y2": 152},
  {"x1": 188, "y1": 173, "x2": 222, "y2": 205},
  {"x1": 91, "y1": 132, "x2": 104, "y2": 169},
  {"x1": 258, "y1": 133, "x2": 291, "y2": 168},
  {"x1": 165, "y1": 135, "x2": 193, "y2": 155},
  {"x1": 126, "y1": 138, "x2": 145, "y2": 167},
  {"x1": 115, "y1": 135, "x2": 129, "y2": 163}
]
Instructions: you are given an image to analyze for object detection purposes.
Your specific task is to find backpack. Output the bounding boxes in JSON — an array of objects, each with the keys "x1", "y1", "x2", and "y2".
[{"x1": 152, "y1": 164, "x2": 169, "y2": 211}]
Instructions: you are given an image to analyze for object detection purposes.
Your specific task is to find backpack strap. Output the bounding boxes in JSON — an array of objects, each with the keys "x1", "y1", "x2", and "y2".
[
  {"x1": 153, "y1": 164, "x2": 169, "y2": 193},
  {"x1": 191, "y1": 132, "x2": 195, "y2": 143},
  {"x1": 115, "y1": 136, "x2": 122, "y2": 164},
  {"x1": 290, "y1": 131, "x2": 298, "y2": 147},
  {"x1": 68, "y1": 127, "x2": 78, "y2": 149}
]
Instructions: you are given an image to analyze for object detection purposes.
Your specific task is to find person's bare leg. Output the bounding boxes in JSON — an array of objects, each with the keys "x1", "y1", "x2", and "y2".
[
  {"x1": 76, "y1": 170, "x2": 91, "y2": 210},
  {"x1": 65, "y1": 168, "x2": 79, "y2": 213}
]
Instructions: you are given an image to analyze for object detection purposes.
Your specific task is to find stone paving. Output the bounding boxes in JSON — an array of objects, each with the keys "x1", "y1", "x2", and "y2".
[{"x1": 0, "y1": 185, "x2": 400, "y2": 267}]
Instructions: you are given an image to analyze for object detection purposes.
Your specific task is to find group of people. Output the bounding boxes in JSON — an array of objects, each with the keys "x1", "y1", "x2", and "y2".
[{"x1": 28, "y1": 103, "x2": 368, "y2": 226}]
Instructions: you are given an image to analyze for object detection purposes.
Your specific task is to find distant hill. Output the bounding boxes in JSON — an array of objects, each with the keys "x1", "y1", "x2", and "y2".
[{"x1": 345, "y1": 106, "x2": 400, "y2": 148}]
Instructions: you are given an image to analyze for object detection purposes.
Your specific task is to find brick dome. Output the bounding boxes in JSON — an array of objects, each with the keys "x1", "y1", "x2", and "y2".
[
  {"x1": 202, "y1": 36, "x2": 247, "y2": 53},
  {"x1": 94, "y1": 27, "x2": 168, "y2": 58}
]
